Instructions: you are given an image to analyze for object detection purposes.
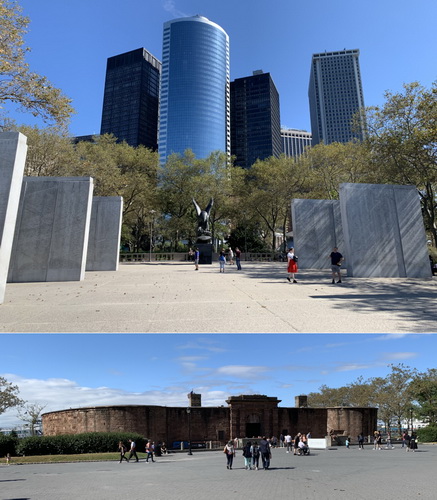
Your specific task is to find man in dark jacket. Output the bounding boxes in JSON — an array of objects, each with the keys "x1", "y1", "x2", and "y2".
[{"x1": 259, "y1": 437, "x2": 271, "y2": 470}]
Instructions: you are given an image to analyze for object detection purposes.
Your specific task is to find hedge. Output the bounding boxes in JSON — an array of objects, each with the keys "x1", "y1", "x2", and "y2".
[
  {"x1": 0, "y1": 435, "x2": 19, "y2": 456},
  {"x1": 416, "y1": 425, "x2": 437, "y2": 443},
  {"x1": 15, "y1": 432, "x2": 146, "y2": 456}
]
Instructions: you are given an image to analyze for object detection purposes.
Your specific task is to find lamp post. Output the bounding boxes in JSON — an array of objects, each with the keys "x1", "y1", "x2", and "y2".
[{"x1": 186, "y1": 407, "x2": 193, "y2": 455}]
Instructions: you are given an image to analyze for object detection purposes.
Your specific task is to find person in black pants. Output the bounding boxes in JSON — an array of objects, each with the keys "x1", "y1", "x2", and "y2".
[
  {"x1": 259, "y1": 437, "x2": 271, "y2": 470},
  {"x1": 128, "y1": 439, "x2": 139, "y2": 462}
]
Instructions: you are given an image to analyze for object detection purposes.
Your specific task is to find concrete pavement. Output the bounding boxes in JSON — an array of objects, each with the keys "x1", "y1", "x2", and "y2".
[
  {"x1": 1, "y1": 261, "x2": 436, "y2": 333},
  {"x1": 1, "y1": 445, "x2": 436, "y2": 500}
]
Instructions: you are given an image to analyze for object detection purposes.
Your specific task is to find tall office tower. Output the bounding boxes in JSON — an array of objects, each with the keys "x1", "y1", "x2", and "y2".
[
  {"x1": 230, "y1": 71, "x2": 281, "y2": 168},
  {"x1": 308, "y1": 49, "x2": 365, "y2": 146},
  {"x1": 281, "y1": 128, "x2": 312, "y2": 158},
  {"x1": 158, "y1": 16, "x2": 230, "y2": 165},
  {"x1": 100, "y1": 48, "x2": 161, "y2": 149}
]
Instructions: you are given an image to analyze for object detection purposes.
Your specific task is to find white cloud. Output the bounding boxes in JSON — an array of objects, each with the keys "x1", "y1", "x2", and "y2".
[
  {"x1": 162, "y1": 0, "x2": 188, "y2": 18},
  {"x1": 335, "y1": 363, "x2": 372, "y2": 372},
  {"x1": 384, "y1": 352, "x2": 418, "y2": 360},
  {"x1": 215, "y1": 365, "x2": 269, "y2": 379}
]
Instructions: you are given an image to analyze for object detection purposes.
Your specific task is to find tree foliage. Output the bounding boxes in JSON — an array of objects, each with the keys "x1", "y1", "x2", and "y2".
[
  {"x1": 0, "y1": 376, "x2": 24, "y2": 415},
  {"x1": 0, "y1": 0, "x2": 74, "y2": 127},
  {"x1": 307, "y1": 364, "x2": 437, "y2": 434},
  {"x1": 364, "y1": 81, "x2": 437, "y2": 245}
]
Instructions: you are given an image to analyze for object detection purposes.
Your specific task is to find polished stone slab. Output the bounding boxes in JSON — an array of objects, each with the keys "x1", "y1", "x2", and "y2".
[
  {"x1": 0, "y1": 132, "x2": 27, "y2": 303},
  {"x1": 8, "y1": 177, "x2": 93, "y2": 282},
  {"x1": 86, "y1": 196, "x2": 123, "y2": 271},
  {"x1": 291, "y1": 199, "x2": 344, "y2": 269},
  {"x1": 340, "y1": 183, "x2": 431, "y2": 278}
]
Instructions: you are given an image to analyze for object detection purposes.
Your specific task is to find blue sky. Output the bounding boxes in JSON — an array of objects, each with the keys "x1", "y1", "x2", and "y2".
[
  {"x1": 1, "y1": 333, "x2": 436, "y2": 428},
  {"x1": 5, "y1": 0, "x2": 437, "y2": 136}
]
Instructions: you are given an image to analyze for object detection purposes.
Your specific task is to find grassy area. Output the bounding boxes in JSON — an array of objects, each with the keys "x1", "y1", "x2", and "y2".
[{"x1": 3, "y1": 452, "x2": 148, "y2": 464}]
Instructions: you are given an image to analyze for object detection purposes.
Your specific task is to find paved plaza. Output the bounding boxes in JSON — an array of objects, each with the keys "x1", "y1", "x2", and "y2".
[
  {"x1": 1, "y1": 261, "x2": 436, "y2": 333},
  {"x1": 1, "y1": 445, "x2": 436, "y2": 500}
]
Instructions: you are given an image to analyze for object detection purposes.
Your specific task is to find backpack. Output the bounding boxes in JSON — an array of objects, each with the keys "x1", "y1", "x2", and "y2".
[{"x1": 293, "y1": 255, "x2": 298, "y2": 262}]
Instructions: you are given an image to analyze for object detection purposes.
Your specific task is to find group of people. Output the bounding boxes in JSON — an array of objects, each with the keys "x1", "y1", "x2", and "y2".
[
  {"x1": 118, "y1": 439, "x2": 167, "y2": 463},
  {"x1": 224, "y1": 436, "x2": 272, "y2": 470},
  {"x1": 287, "y1": 246, "x2": 344, "y2": 284},
  {"x1": 402, "y1": 431, "x2": 419, "y2": 452},
  {"x1": 282, "y1": 432, "x2": 310, "y2": 455},
  {"x1": 224, "y1": 433, "x2": 311, "y2": 470},
  {"x1": 219, "y1": 247, "x2": 242, "y2": 272}
]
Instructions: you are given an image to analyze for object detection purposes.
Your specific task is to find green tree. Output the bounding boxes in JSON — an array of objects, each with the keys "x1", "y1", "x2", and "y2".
[
  {"x1": 0, "y1": 0, "x2": 74, "y2": 127},
  {"x1": 0, "y1": 376, "x2": 24, "y2": 415},
  {"x1": 410, "y1": 368, "x2": 437, "y2": 425},
  {"x1": 240, "y1": 155, "x2": 310, "y2": 251},
  {"x1": 303, "y1": 140, "x2": 375, "y2": 200},
  {"x1": 18, "y1": 124, "x2": 76, "y2": 176},
  {"x1": 364, "y1": 81, "x2": 437, "y2": 246},
  {"x1": 371, "y1": 364, "x2": 416, "y2": 435}
]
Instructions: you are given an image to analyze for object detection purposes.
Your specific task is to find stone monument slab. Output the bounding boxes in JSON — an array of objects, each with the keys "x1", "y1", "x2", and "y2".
[
  {"x1": 340, "y1": 183, "x2": 431, "y2": 278},
  {"x1": 0, "y1": 132, "x2": 27, "y2": 303},
  {"x1": 197, "y1": 243, "x2": 213, "y2": 265},
  {"x1": 86, "y1": 196, "x2": 123, "y2": 271},
  {"x1": 291, "y1": 199, "x2": 344, "y2": 269},
  {"x1": 8, "y1": 177, "x2": 94, "y2": 282}
]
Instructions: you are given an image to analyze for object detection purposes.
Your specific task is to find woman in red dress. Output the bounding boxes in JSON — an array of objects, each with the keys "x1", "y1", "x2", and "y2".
[{"x1": 287, "y1": 247, "x2": 298, "y2": 283}]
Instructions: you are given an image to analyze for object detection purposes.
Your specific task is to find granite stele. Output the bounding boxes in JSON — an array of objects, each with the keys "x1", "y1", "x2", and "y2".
[
  {"x1": 340, "y1": 183, "x2": 431, "y2": 278},
  {"x1": 0, "y1": 132, "x2": 27, "y2": 303},
  {"x1": 8, "y1": 177, "x2": 94, "y2": 283},
  {"x1": 291, "y1": 199, "x2": 344, "y2": 269},
  {"x1": 86, "y1": 196, "x2": 123, "y2": 271}
]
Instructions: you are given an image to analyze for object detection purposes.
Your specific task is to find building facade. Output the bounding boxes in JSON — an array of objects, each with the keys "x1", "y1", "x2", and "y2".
[
  {"x1": 158, "y1": 15, "x2": 230, "y2": 165},
  {"x1": 42, "y1": 393, "x2": 377, "y2": 445},
  {"x1": 231, "y1": 71, "x2": 282, "y2": 168},
  {"x1": 281, "y1": 128, "x2": 312, "y2": 158},
  {"x1": 100, "y1": 48, "x2": 161, "y2": 149},
  {"x1": 308, "y1": 49, "x2": 365, "y2": 146}
]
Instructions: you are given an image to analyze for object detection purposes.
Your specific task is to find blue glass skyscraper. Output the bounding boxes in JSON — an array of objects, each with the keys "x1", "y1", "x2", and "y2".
[{"x1": 158, "y1": 16, "x2": 230, "y2": 165}]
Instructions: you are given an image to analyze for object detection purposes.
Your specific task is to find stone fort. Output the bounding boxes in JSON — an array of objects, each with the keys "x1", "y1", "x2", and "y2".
[{"x1": 42, "y1": 393, "x2": 377, "y2": 444}]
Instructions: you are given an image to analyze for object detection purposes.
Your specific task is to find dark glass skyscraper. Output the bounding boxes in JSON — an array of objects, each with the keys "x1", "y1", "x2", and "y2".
[
  {"x1": 308, "y1": 49, "x2": 365, "y2": 146},
  {"x1": 230, "y1": 71, "x2": 281, "y2": 168},
  {"x1": 100, "y1": 48, "x2": 161, "y2": 149},
  {"x1": 158, "y1": 16, "x2": 230, "y2": 165}
]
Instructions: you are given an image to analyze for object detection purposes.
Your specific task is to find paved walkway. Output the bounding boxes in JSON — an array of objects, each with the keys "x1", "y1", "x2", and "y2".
[
  {"x1": 1, "y1": 262, "x2": 436, "y2": 333},
  {"x1": 1, "y1": 445, "x2": 436, "y2": 499}
]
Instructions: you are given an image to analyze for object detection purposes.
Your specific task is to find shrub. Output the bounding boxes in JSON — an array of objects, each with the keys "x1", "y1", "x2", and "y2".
[
  {"x1": 0, "y1": 435, "x2": 18, "y2": 456},
  {"x1": 416, "y1": 425, "x2": 437, "y2": 443},
  {"x1": 16, "y1": 432, "x2": 146, "y2": 456}
]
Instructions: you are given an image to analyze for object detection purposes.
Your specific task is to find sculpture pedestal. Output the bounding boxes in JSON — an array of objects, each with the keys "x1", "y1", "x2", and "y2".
[{"x1": 197, "y1": 243, "x2": 213, "y2": 265}]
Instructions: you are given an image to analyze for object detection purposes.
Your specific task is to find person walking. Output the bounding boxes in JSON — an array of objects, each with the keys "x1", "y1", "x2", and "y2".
[
  {"x1": 193, "y1": 247, "x2": 200, "y2": 270},
  {"x1": 219, "y1": 249, "x2": 226, "y2": 273},
  {"x1": 228, "y1": 247, "x2": 234, "y2": 265},
  {"x1": 358, "y1": 433, "x2": 365, "y2": 450},
  {"x1": 235, "y1": 247, "x2": 242, "y2": 270},
  {"x1": 284, "y1": 433, "x2": 292, "y2": 453},
  {"x1": 330, "y1": 247, "x2": 344, "y2": 283},
  {"x1": 242, "y1": 441, "x2": 252, "y2": 470},
  {"x1": 128, "y1": 439, "x2": 139, "y2": 462},
  {"x1": 224, "y1": 441, "x2": 235, "y2": 469},
  {"x1": 259, "y1": 436, "x2": 271, "y2": 470},
  {"x1": 145, "y1": 440, "x2": 155, "y2": 462},
  {"x1": 118, "y1": 441, "x2": 129, "y2": 463},
  {"x1": 287, "y1": 247, "x2": 298, "y2": 283},
  {"x1": 251, "y1": 442, "x2": 260, "y2": 470}
]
